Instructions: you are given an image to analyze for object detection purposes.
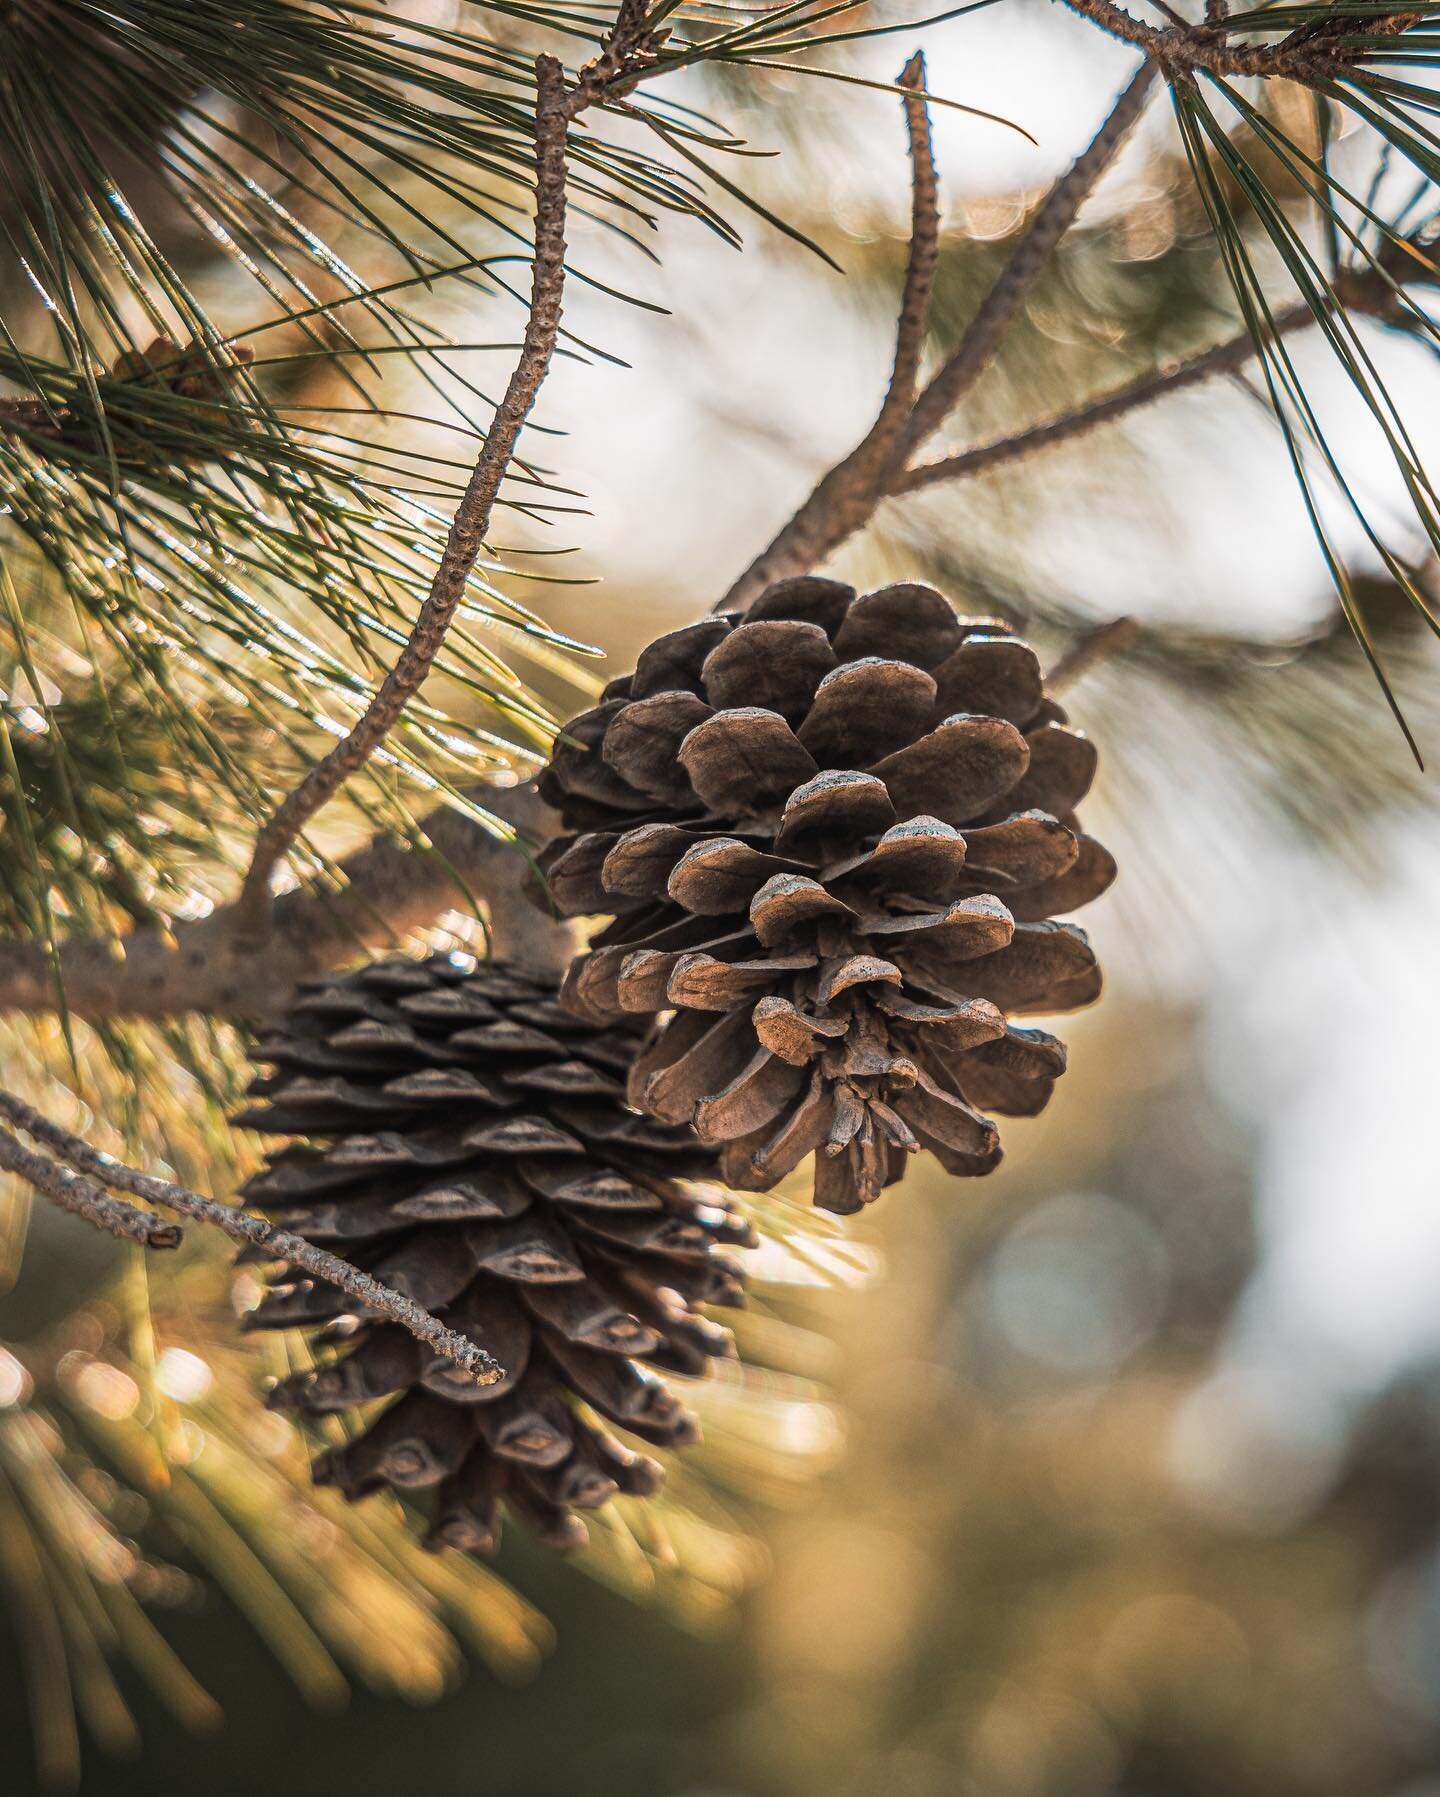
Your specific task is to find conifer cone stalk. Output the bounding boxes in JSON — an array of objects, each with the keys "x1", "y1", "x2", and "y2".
[
  {"x1": 536, "y1": 578, "x2": 1114, "y2": 1214},
  {"x1": 235, "y1": 954, "x2": 752, "y2": 1556}
]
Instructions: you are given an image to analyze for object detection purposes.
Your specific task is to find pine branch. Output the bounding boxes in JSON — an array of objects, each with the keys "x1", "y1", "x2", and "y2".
[
  {"x1": 892, "y1": 299, "x2": 1317, "y2": 493},
  {"x1": 569, "y1": 0, "x2": 669, "y2": 108},
  {"x1": 0, "y1": 782, "x2": 563, "y2": 1025},
  {"x1": 1046, "y1": 616, "x2": 1142, "y2": 692},
  {"x1": 0, "y1": 1128, "x2": 182, "y2": 1250},
  {"x1": 872, "y1": 54, "x2": 943, "y2": 464},
  {"x1": 717, "y1": 58, "x2": 1158, "y2": 613},
  {"x1": 715, "y1": 50, "x2": 945, "y2": 613},
  {"x1": 237, "y1": 52, "x2": 577, "y2": 933},
  {"x1": 237, "y1": 2, "x2": 678, "y2": 933},
  {"x1": 0, "y1": 1090, "x2": 504, "y2": 1386},
  {"x1": 1061, "y1": 0, "x2": 1422, "y2": 75}
]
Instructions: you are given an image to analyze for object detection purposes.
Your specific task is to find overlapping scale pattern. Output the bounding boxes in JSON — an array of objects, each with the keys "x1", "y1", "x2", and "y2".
[
  {"x1": 537, "y1": 578, "x2": 1114, "y2": 1214},
  {"x1": 236, "y1": 954, "x2": 752, "y2": 1555}
]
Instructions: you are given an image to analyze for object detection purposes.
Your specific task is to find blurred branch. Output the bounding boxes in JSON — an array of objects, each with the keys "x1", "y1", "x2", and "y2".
[
  {"x1": 1047, "y1": 616, "x2": 1142, "y2": 693},
  {"x1": 0, "y1": 1091, "x2": 503, "y2": 1385},
  {"x1": 872, "y1": 55, "x2": 942, "y2": 467},
  {"x1": 0, "y1": 782, "x2": 563, "y2": 1025},
  {"x1": 893, "y1": 300, "x2": 1318, "y2": 493},
  {"x1": 718, "y1": 60, "x2": 1158, "y2": 612},
  {"x1": 0, "y1": 1128, "x2": 182, "y2": 1250},
  {"x1": 900, "y1": 59, "x2": 1159, "y2": 458}
]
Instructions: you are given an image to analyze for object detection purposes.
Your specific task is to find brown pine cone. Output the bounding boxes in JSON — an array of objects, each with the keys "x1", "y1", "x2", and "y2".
[
  {"x1": 235, "y1": 953, "x2": 752, "y2": 1556},
  {"x1": 536, "y1": 578, "x2": 1113, "y2": 1214},
  {"x1": 1, "y1": 336, "x2": 254, "y2": 468}
]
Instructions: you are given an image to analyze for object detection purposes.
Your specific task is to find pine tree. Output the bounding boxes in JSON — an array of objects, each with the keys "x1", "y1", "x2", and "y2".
[{"x1": 2, "y1": 0, "x2": 1439, "y2": 1782}]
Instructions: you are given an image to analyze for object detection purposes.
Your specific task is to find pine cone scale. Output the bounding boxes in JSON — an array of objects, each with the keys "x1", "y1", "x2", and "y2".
[
  {"x1": 796, "y1": 657, "x2": 937, "y2": 763},
  {"x1": 699, "y1": 618, "x2": 837, "y2": 717},
  {"x1": 679, "y1": 707, "x2": 819, "y2": 812},
  {"x1": 931, "y1": 635, "x2": 1044, "y2": 726}
]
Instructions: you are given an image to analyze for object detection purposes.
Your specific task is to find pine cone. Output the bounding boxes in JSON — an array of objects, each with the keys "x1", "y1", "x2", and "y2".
[
  {"x1": 1, "y1": 336, "x2": 254, "y2": 468},
  {"x1": 234, "y1": 953, "x2": 752, "y2": 1556},
  {"x1": 536, "y1": 578, "x2": 1113, "y2": 1214}
]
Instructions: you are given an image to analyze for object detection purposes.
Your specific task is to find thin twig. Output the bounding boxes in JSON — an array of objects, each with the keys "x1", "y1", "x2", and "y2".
[
  {"x1": 0, "y1": 782, "x2": 563, "y2": 1025},
  {"x1": 236, "y1": 54, "x2": 575, "y2": 934},
  {"x1": 900, "y1": 58, "x2": 1158, "y2": 458},
  {"x1": 717, "y1": 58, "x2": 1157, "y2": 613},
  {"x1": 715, "y1": 51, "x2": 943, "y2": 613},
  {"x1": 0, "y1": 1127, "x2": 182, "y2": 1250},
  {"x1": 237, "y1": 1, "x2": 673, "y2": 935},
  {"x1": 0, "y1": 1091, "x2": 503, "y2": 1386},
  {"x1": 1047, "y1": 616, "x2": 1142, "y2": 692},
  {"x1": 893, "y1": 300, "x2": 1316, "y2": 494},
  {"x1": 874, "y1": 54, "x2": 942, "y2": 458}
]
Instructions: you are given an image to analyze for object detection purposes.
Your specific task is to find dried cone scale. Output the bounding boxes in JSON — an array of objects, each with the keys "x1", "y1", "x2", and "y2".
[
  {"x1": 537, "y1": 578, "x2": 1115, "y2": 1214},
  {"x1": 235, "y1": 954, "x2": 753, "y2": 1555}
]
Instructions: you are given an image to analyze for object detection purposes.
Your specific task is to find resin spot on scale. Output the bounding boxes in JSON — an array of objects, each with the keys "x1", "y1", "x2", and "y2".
[
  {"x1": 235, "y1": 954, "x2": 754, "y2": 1556},
  {"x1": 537, "y1": 579, "x2": 1114, "y2": 1214}
]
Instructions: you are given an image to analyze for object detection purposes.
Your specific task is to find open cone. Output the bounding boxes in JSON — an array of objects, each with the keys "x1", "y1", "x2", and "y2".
[{"x1": 536, "y1": 578, "x2": 1113, "y2": 1214}]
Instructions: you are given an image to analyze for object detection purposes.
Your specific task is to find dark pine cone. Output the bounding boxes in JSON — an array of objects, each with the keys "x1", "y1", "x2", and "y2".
[
  {"x1": 536, "y1": 578, "x2": 1114, "y2": 1215},
  {"x1": 235, "y1": 953, "x2": 753, "y2": 1556}
]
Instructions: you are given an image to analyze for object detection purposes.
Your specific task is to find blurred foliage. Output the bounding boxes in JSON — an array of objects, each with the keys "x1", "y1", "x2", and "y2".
[
  {"x1": 0, "y1": 1286, "x2": 551, "y2": 1792},
  {"x1": 0, "y1": 1168, "x2": 847, "y2": 1789}
]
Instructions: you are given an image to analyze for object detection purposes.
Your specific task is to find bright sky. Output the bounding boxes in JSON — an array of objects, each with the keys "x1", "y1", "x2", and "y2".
[{"x1": 1215, "y1": 821, "x2": 1440, "y2": 1393}]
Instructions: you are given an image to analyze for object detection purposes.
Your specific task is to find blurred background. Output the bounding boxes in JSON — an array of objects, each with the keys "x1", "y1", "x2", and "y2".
[{"x1": 5, "y1": 2, "x2": 1440, "y2": 1793}]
